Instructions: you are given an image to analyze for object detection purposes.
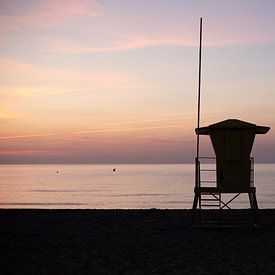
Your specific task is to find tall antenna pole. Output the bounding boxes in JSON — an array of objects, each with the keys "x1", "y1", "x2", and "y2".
[{"x1": 196, "y1": 17, "x2": 203, "y2": 159}]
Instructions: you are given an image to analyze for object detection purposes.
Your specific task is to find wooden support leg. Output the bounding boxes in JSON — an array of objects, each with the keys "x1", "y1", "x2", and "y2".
[
  {"x1": 249, "y1": 192, "x2": 254, "y2": 208},
  {"x1": 192, "y1": 193, "x2": 199, "y2": 210},
  {"x1": 249, "y1": 192, "x2": 258, "y2": 225},
  {"x1": 252, "y1": 193, "x2": 258, "y2": 210},
  {"x1": 192, "y1": 193, "x2": 200, "y2": 224}
]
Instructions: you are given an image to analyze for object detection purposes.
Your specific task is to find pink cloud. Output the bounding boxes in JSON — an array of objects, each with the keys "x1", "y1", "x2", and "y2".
[
  {"x1": 50, "y1": 30, "x2": 275, "y2": 53},
  {"x1": 0, "y1": 150, "x2": 52, "y2": 156},
  {"x1": 45, "y1": 16, "x2": 275, "y2": 53},
  {"x1": 0, "y1": 0, "x2": 102, "y2": 31},
  {"x1": 75, "y1": 124, "x2": 187, "y2": 135},
  {"x1": 0, "y1": 57, "x2": 141, "y2": 93},
  {"x1": 48, "y1": 28, "x2": 273, "y2": 54},
  {"x1": 48, "y1": 34, "x2": 197, "y2": 53}
]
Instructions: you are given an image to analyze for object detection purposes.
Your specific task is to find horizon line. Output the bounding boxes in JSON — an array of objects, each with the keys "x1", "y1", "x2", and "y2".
[{"x1": 0, "y1": 162, "x2": 274, "y2": 165}]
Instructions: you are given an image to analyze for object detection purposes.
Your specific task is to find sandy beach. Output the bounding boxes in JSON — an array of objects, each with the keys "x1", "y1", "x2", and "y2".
[{"x1": 2, "y1": 209, "x2": 275, "y2": 274}]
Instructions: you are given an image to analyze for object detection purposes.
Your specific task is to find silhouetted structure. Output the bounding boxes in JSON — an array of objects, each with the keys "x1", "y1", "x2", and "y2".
[{"x1": 192, "y1": 119, "x2": 270, "y2": 224}]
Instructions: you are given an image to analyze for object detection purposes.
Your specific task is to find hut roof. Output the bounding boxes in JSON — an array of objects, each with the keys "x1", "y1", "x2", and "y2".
[{"x1": 196, "y1": 119, "x2": 270, "y2": 135}]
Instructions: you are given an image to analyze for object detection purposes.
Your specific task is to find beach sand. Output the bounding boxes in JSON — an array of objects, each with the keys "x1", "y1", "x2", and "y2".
[{"x1": 2, "y1": 209, "x2": 275, "y2": 274}]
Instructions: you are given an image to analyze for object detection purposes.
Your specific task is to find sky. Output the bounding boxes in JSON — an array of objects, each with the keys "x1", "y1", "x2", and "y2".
[{"x1": 0, "y1": 0, "x2": 275, "y2": 164}]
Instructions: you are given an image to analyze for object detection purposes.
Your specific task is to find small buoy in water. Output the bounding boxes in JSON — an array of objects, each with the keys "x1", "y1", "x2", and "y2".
[{"x1": 113, "y1": 168, "x2": 116, "y2": 172}]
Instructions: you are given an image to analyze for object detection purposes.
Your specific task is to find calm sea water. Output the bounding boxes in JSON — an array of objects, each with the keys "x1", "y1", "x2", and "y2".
[{"x1": 0, "y1": 164, "x2": 274, "y2": 209}]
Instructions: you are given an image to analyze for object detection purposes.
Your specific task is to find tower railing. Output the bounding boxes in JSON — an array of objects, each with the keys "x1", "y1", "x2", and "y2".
[{"x1": 195, "y1": 156, "x2": 255, "y2": 189}]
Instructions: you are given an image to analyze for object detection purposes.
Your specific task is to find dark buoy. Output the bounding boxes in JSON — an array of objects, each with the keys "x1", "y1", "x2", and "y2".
[{"x1": 113, "y1": 168, "x2": 116, "y2": 172}]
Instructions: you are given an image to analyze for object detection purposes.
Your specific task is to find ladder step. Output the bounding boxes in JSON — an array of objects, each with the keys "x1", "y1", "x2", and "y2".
[
  {"x1": 200, "y1": 192, "x2": 220, "y2": 195},
  {"x1": 201, "y1": 204, "x2": 220, "y2": 207},
  {"x1": 201, "y1": 198, "x2": 219, "y2": 201}
]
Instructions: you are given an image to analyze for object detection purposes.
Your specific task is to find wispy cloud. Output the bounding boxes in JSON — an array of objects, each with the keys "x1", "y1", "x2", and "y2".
[
  {"x1": 75, "y1": 123, "x2": 188, "y2": 135},
  {"x1": 44, "y1": 27, "x2": 275, "y2": 54},
  {"x1": 0, "y1": 109, "x2": 222, "y2": 140},
  {"x1": 2, "y1": 0, "x2": 275, "y2": 55},
  {"x1": 0, "y1": 133, "x2": 58, "y2": 140},
  {"x1": 0, "y1": 149, "x2": 57, "y2": 156},
  {"x1": 0, "y1": 57, "x2": 148, "y2": 96},
  {"x1": 0, "y1": 124, "x2": 184, "y2": 140},
  {"x1": 0, "y1": 0, "x2": 102, "y2": 31},
  {"x1": 48, "y1": 35, "x2": 196, "y2": 53}
]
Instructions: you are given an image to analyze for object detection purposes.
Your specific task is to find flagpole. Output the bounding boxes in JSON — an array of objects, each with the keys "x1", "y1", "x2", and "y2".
[{"x1": 196, "y1": 17, "x2": 203, "y2": 159}]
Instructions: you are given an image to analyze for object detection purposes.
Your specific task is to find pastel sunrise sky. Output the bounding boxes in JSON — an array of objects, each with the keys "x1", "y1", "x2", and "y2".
[{"x1": 0, "y1": 0, "x2": 274, "y2": 164}]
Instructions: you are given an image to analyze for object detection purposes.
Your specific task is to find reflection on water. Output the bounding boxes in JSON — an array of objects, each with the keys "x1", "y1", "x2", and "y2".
[{"x1": 0, "y1": 164, "x2": 274, "y2": 209}]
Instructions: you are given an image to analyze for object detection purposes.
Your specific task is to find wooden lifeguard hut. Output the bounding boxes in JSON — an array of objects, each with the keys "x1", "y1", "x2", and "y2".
[
  {"x1": 193, "y1": 19, "x2": 270, "y2": 224},
  {"x1": 192, "y1": 119, "x2": 270, "y2": 224}
]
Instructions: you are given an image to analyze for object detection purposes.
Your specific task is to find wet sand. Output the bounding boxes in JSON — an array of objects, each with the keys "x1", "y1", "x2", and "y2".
[{"x1": 2, "y1": 209, "x2": 275, "y2": 274}]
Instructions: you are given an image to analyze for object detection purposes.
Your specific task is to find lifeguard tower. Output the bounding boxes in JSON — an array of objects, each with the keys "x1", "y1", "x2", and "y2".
[{"x1": 192, "y1": 119, "x2": 270, "y2": 224}]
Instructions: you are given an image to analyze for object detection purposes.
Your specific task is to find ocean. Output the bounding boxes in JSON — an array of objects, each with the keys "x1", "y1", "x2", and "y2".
[{"x1": 0, "y1": 164, "x2": 274, "y2": 209}]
